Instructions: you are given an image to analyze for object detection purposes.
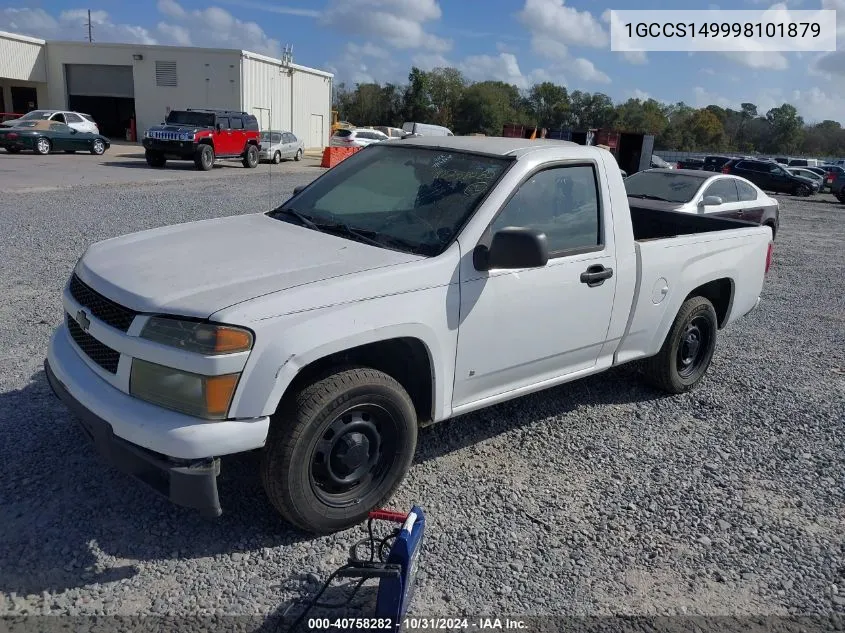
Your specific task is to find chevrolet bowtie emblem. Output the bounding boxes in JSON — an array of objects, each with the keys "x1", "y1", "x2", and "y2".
[{"x1": 76, "y1": 309, "x2": 91, "y2": 332}]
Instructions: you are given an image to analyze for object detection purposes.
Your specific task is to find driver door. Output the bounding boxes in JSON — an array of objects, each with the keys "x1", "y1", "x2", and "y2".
[
  {"x1": 452, "y1": 163, "x2": 617, "y2": 408},
  {"x1": 698, "y1": 178, "x2": 743, "y2": 219}
]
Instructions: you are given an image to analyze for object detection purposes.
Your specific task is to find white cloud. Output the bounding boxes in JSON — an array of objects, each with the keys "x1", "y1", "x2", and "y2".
[
  {"x1": 519, "y1": 0, "x2": 608, "y2": 49},
  {"x1": 790, "y1": 87, "x2": 841, "y2": 121},
  {"x1": 700, "y1": 67, "x2": 716, "y2": 75},
  {"x1": 692, "y1": 86, "x2": 735, "y2": 108},
  {"x1": 621, "y1": 50, "x2": 647, "y2": 64},
  {"x1": 329, "y1": 42, "x2": 404, "y2": 85},
  {"x1": 531, "y1": 35, "x2": 568, "y2": 60},
  {"x1": 156, "y1": 23, "x2": 192, "y2": 46},
  {"x1": 720, "y1": 51, "x2": 789, "y2": 70},
  {"x1": 320, "y1": 0, "x2": 451, "y2": 52},
  {"x1": 459, "y1": 53, "x2": 530, "y2": 88},
  {"x1": 571, "y1": 57, "x2": 610, "y2": 83},
  {"x1": 411, "y1": 53, "x2": 452, "y2": 71},
  {"x1": 692, "y1": 86, "x2": 785, "y2": 113},
  {"x1": 212, "y1": 0, "x2": 321, "y2": 17},
  {"x1": 630, "y1": 89, "x2": 651, "y2": 100},
  {"x1": 157, "y1": 0, "x2": 186, "y2": 19},
  {"x1": 0, "y1": 6, "x2": 157, "y2": 44}
]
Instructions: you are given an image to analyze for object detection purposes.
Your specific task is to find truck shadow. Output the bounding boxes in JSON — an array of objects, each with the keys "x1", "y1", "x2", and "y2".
[
  {"x1": 0, "y1": 364, "x2": 664, "y2": 598},
  {"x1": 100, "y1": 160, "x2": 248, "y2": 171}
]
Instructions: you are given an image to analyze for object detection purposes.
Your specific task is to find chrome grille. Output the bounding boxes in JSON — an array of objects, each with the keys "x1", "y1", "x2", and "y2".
[
  {"x1": 69, "y1": 274, "x2": 137, "y2": 332},
  {"x1": 148, "y1": 130, "x2": 180, "y2": 140},
  {"x1": 66, "y1": 313, "x2": 120, "y2": 374}
]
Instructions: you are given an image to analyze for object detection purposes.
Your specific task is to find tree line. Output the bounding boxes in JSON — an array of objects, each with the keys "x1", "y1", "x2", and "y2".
[{"x1": 334, "y1": 67, "x2": 844, "y2": 157}]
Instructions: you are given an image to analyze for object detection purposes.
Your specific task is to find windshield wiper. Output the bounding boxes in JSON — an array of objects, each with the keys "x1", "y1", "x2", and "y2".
[
  {"x1": 314, "y1": 221, "x2": 389, "y2": 249},
  {"x1": 268, "y1": 207, "x2": 321, "y2": 231},
  {"x1": 628, "y1": 193, "x2": 671, "y2": 201}
]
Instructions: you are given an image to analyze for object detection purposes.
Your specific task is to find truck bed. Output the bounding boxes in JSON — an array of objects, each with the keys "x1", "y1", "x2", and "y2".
[{"x1": 630, "y1": 205, "x2": 757, "y2": 241}]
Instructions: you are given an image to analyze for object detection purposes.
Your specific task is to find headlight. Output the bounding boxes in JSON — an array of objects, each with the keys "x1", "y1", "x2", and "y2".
[
  {"x1": 179, "y1": 132, "x2": 195, "y2": 141},
  {"x1": 130, "y1": 359, "x2": 239, "y2": 420},
  {"x1": 140, "y1": 317, "x2": 253, "y2": 355},
  {"x1": 144, "y1": 130, "x2": 152, "y2": 138}
]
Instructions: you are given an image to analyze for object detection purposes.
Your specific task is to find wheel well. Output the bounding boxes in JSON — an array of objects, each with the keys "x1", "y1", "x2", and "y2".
[
  {"x1": 197, "y1": 139, "x2": 213, "y2": 149},
  {"x1": 686, "y1": 278, "x2": 733, "y2": 328},
  {"x1": 763, "y1": 221, "x2": 776, "y2": 239},
  {"x1": 283, "y1": 338, "x2": 434, "y2": 424}
]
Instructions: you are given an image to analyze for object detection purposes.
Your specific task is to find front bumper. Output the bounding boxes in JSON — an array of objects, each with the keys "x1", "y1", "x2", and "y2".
[
  {"x1": 142, "y1": 138, "x2": 196, "y2": 158},
  {"x1": 45, "y1": 358, "x2": 223, "y2": 517}
]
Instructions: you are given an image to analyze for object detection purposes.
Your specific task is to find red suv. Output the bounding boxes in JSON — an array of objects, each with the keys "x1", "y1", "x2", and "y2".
[{"x1": 142, "y1": 109, "x2": 260, "y2": 171}]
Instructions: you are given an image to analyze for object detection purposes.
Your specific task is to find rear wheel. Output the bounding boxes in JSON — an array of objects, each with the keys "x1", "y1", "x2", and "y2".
[
  {"x1": 194, "y1": 144, "x2": 214, "y2": 171},
  {"x1": 35, "y1": 137, "x2": 51, "y2": 155},
  {"x1": 795, "y1": 184, "x2": 811, "y2": 197},
  {"x1": 294, "y1": 148, "x2": 303, "y2": 161},
  {"x1": 641, "y1": 296, "x2": 718, "y2": 394},
  {"x1": 261, "y1": 367, "x2": 418, "y2": 534},
  {"x1": 145, "y1": 150, "x2": 166, "y2": 168},
  {"x1": 242, "y1": 144, "x2": 259, "y2": 168}
]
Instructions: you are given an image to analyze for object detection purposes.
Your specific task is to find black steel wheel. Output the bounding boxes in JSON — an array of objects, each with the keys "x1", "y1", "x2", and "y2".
[
  {"x1": 642, "y1": 296, "x2": 718, "y2": 394},
  {"x1": 194, "y1": 144, "x2": 214, "y2": 171},
  {"x1": 261, "y1": 367, "x2": 417, "y2": 534}
]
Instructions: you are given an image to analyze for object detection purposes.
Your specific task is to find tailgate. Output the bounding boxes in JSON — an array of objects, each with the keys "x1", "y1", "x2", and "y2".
[{"x1": 614, "y1": 226, "x2": 771, "y2": 364}]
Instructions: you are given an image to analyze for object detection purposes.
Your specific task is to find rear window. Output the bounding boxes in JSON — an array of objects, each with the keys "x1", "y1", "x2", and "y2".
[
  {"x1": 333, "y1": 129, "x2": 352, "y2": 137},
  {"x1": 165, "y1": 110, "x2": 215, "y2": 127},
  {"x1": 624, "y1": 171, "x2": 707, "y2": 203}
]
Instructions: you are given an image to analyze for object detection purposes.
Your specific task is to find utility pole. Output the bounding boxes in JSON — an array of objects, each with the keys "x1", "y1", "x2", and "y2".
[{"x1": 85, "y1": 9, "x2": 94, "y2": 43}]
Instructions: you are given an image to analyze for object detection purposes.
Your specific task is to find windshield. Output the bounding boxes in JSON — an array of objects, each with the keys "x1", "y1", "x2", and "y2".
[
  {"x1": 165, "y1": 111, "x2": 214, "y2": 127},
  {"x1": 269, "y1": 145, "x2": 512, "y2": 256},
  {"x1": 624, "y1": 171, "x2": 706, "y2": 203},
  {"x1": 18, "y1": 111, "x2": 51, "y2": 121}
]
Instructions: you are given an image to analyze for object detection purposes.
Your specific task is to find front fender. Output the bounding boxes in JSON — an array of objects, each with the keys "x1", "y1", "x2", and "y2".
[{"x1": 227, "y1": 288, "x2": 457, "y2": 422}]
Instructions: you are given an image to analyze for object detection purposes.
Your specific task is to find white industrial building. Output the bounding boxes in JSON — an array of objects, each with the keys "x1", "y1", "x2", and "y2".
[{"x1": 0, "y1": 30, "x2": 333, "y2": 149}]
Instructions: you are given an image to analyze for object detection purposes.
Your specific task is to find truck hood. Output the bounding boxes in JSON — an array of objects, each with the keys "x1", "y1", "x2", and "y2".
[
  {"x1": 147, "y1": 124, "x2": 209, "y2": 133},
  {"x1": 75, "y1": 214, "x2": 423, "y2": 318}
]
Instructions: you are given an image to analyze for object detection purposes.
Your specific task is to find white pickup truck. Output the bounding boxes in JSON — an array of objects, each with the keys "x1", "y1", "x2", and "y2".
[{"x1": 46, "y1": 137, "x2": 774, "y2": 534}]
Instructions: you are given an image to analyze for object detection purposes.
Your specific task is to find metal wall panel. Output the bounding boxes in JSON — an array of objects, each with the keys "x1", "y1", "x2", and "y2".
[
  {"x1": 0, "y1": 33, "x2": 47, "y2": 82},
  {"x1": 65, "y1": 64, "x2": 134, "y2": 98}
]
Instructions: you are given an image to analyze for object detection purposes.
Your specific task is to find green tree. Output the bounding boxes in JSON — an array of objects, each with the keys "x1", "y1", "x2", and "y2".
[
  {"x1": 766, "y1": 104, "x2": 804, "y2": 153},
  {"x1": 454, "y1": 81, "x2": 523, "y2": 135},
  {"x1": 525, "y1": 82, "x2": 570, "y2": 129},
  {"x1": 403, "y1": 67, "x2": 432, "y2": 122},
  {"x1": 426, "y1": 67, "x2": 466, "y2": 129}
]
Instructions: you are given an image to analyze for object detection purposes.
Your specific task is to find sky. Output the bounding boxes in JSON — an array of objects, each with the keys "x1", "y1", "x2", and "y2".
[{"x1": 1, "y1": 0, "x2": 845, "y2": 123}]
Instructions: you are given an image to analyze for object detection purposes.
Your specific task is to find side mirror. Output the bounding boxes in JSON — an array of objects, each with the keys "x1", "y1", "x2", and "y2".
[
  {"x1": 473, "y1": 227, "x2": 549, "y2": 271},
  {"x1": 293, "y1": 185, "x2": 306, "y2": 195},
  {"x1": 701, "y1": 195, "x2": 723, "y2": 206}
]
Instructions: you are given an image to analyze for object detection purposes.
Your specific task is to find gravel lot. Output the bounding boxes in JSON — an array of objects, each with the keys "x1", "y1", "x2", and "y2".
[{"x1": 0, "y1": 167, "x2": 843, "y2": 628}]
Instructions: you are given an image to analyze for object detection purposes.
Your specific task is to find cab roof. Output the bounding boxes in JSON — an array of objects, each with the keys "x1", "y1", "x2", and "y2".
[{"x1": 395, "y1": 135, "x2": 579, "y2": 158}]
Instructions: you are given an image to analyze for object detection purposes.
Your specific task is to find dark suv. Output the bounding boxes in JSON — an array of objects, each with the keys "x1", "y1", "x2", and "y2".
[
  {"x1": 142, "y1": 109, "x2": 261, "y2": 171},
  {"x1": 721, "y1": 158, "x2": 816, "y2": 196}
]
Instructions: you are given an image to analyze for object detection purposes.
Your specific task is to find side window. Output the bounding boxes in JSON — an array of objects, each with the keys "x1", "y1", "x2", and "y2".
[
  {"x1": 272, "y1": 133, "x2": 283, "y2": 143},
  {"x1": 51, "y1": 113, "x2": 66, "y2": 123},
  {"x1": 739, "y1": 161, "x2": 761, "y2": 172},
  {"x1": 490, "y1": 165, "x2": 601, "y2": 254},
  {"x1": 217, "y1": 116, "x2": 230, "y2": 129},
  {"x1": 736, "y1": 180, "x2": 758, "y2": 201},
  {"x1": 230, "y1": 117, "x2": 243, "y2": 130},
  {"x1": 50, "y1": 122, "x2": 71, "y2": 133},
  {"x1": 65, "y1": 113, "x2": 82, "y2": 123},
  {"x1": 282, "y1": 133, "x2": 292, "y2": 143},
  {"x1": 703, "y1": 179, "x2": 739, "y2": 203}
]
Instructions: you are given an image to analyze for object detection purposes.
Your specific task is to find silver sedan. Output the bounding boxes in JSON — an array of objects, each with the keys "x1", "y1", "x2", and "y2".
[
  {"x1": 625, "y1": 168, "x2": 780, "y2": 236},
  {"x1": 259, "y1": 130, "x2": 304, "y2": 163}
]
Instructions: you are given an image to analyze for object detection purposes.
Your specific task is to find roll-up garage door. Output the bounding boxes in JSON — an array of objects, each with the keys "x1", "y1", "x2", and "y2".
[{"x1": 65, "y1": 64, "x2": 134, "y2": 98}]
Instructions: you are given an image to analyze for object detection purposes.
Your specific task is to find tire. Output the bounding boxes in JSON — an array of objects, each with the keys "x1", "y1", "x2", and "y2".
[
  {"x1": 836, "y1": 191, "x2": 845, "y2": 203},
  {"x1": 641, "y1": 296, "x2": 719, "y2": 394},
  {"x1": 5, "y1": 147, "x2": 20, "y2": 154},
  {"x1": 294, "y1": 148, "x2": 303, "y2": 161},
  {"x1": 90, "y1": 139, "x2": 106, "y2": 155},
  {"x1": 261, "y1": 367, "x2": 418, "y2": 534},
  {"x1": 35, "y1": 137, "x2": 51, "y2": 155},
  {"x1": 195, "y1": 144, "x2": 214, "y2": 171},
  {"x1": 145, "y1": 150, "x2": 166, "y2": 168},
  {"x1": 795, "y1": 184, "x2": 811, "y2": 197},
  {"x1": 242, "y1": 144, "x2": 259, "y2": 168},
  {"x1": 272, "y1": 151, "x2": 281, "y2": 164}
]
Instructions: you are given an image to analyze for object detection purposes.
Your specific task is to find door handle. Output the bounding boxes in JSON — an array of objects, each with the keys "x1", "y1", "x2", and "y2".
[{"x1": 580, "y1": 264, "x2": 613, "y2": 287}]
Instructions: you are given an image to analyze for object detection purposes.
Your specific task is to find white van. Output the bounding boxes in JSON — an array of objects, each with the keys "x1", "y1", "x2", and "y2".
[
  {"x1": 787, "y1": 158, "x2": 821, "y2": 167},
  {"x1": 402, "y1": 122, "x2": 454, "y2": 137}
]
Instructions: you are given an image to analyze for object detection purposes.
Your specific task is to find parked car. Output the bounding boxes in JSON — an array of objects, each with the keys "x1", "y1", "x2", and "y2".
[
  {"x1": 675, "y1": 157, "x2": 705, "y2": 170},
  {"x1": 45, "y1": 138, "x2": 774, "y2": 534},
  {"x1": 0, "y1": 120, "x2": 109, "y2": 155},
  {"x1": 788, "y1": 168, "x2": 823, "y2": 192},
  {"x1": 787, "y1": 158, "x2": 822, "y2": 168},
  {"x1": 625, "y1": 168, "x2": 779, "y2": 238},
  {"x1": 828, "y1": 171, "x2": 845, "y2": 202},
  {"x1": 142, "y1": 109, "x2": 261, "y2": 171},
  {"x1": 401, "y1": 122, "x2": 454, "y2": 137},
  {"x1": 1, "y1": 109, "x2": 99, "y2": 134},
  {"x1": 822, "y1": 165, "x2": 845, "y2": 191},
  {"x1": 259, "y1": 130, "x2": 304, "y2": 163},
  {"x1": 721, "y1": 158, "x2": 817, "y2": 196},
  {"x1": 329, "y1": 128, "x2": 389, "y2": 147},
  {"x1": 370, "y1": 126, "x2": 406, "y2": 139},
  {"x1": 650, "y1": 154, "x2": 673, "y2": 169},
  {"x1": 702, "y1": 155, "x2": 737, "y2": 172},
  {"x1": 773, "y1": 157, "x2": 790, "y2": 165}
]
